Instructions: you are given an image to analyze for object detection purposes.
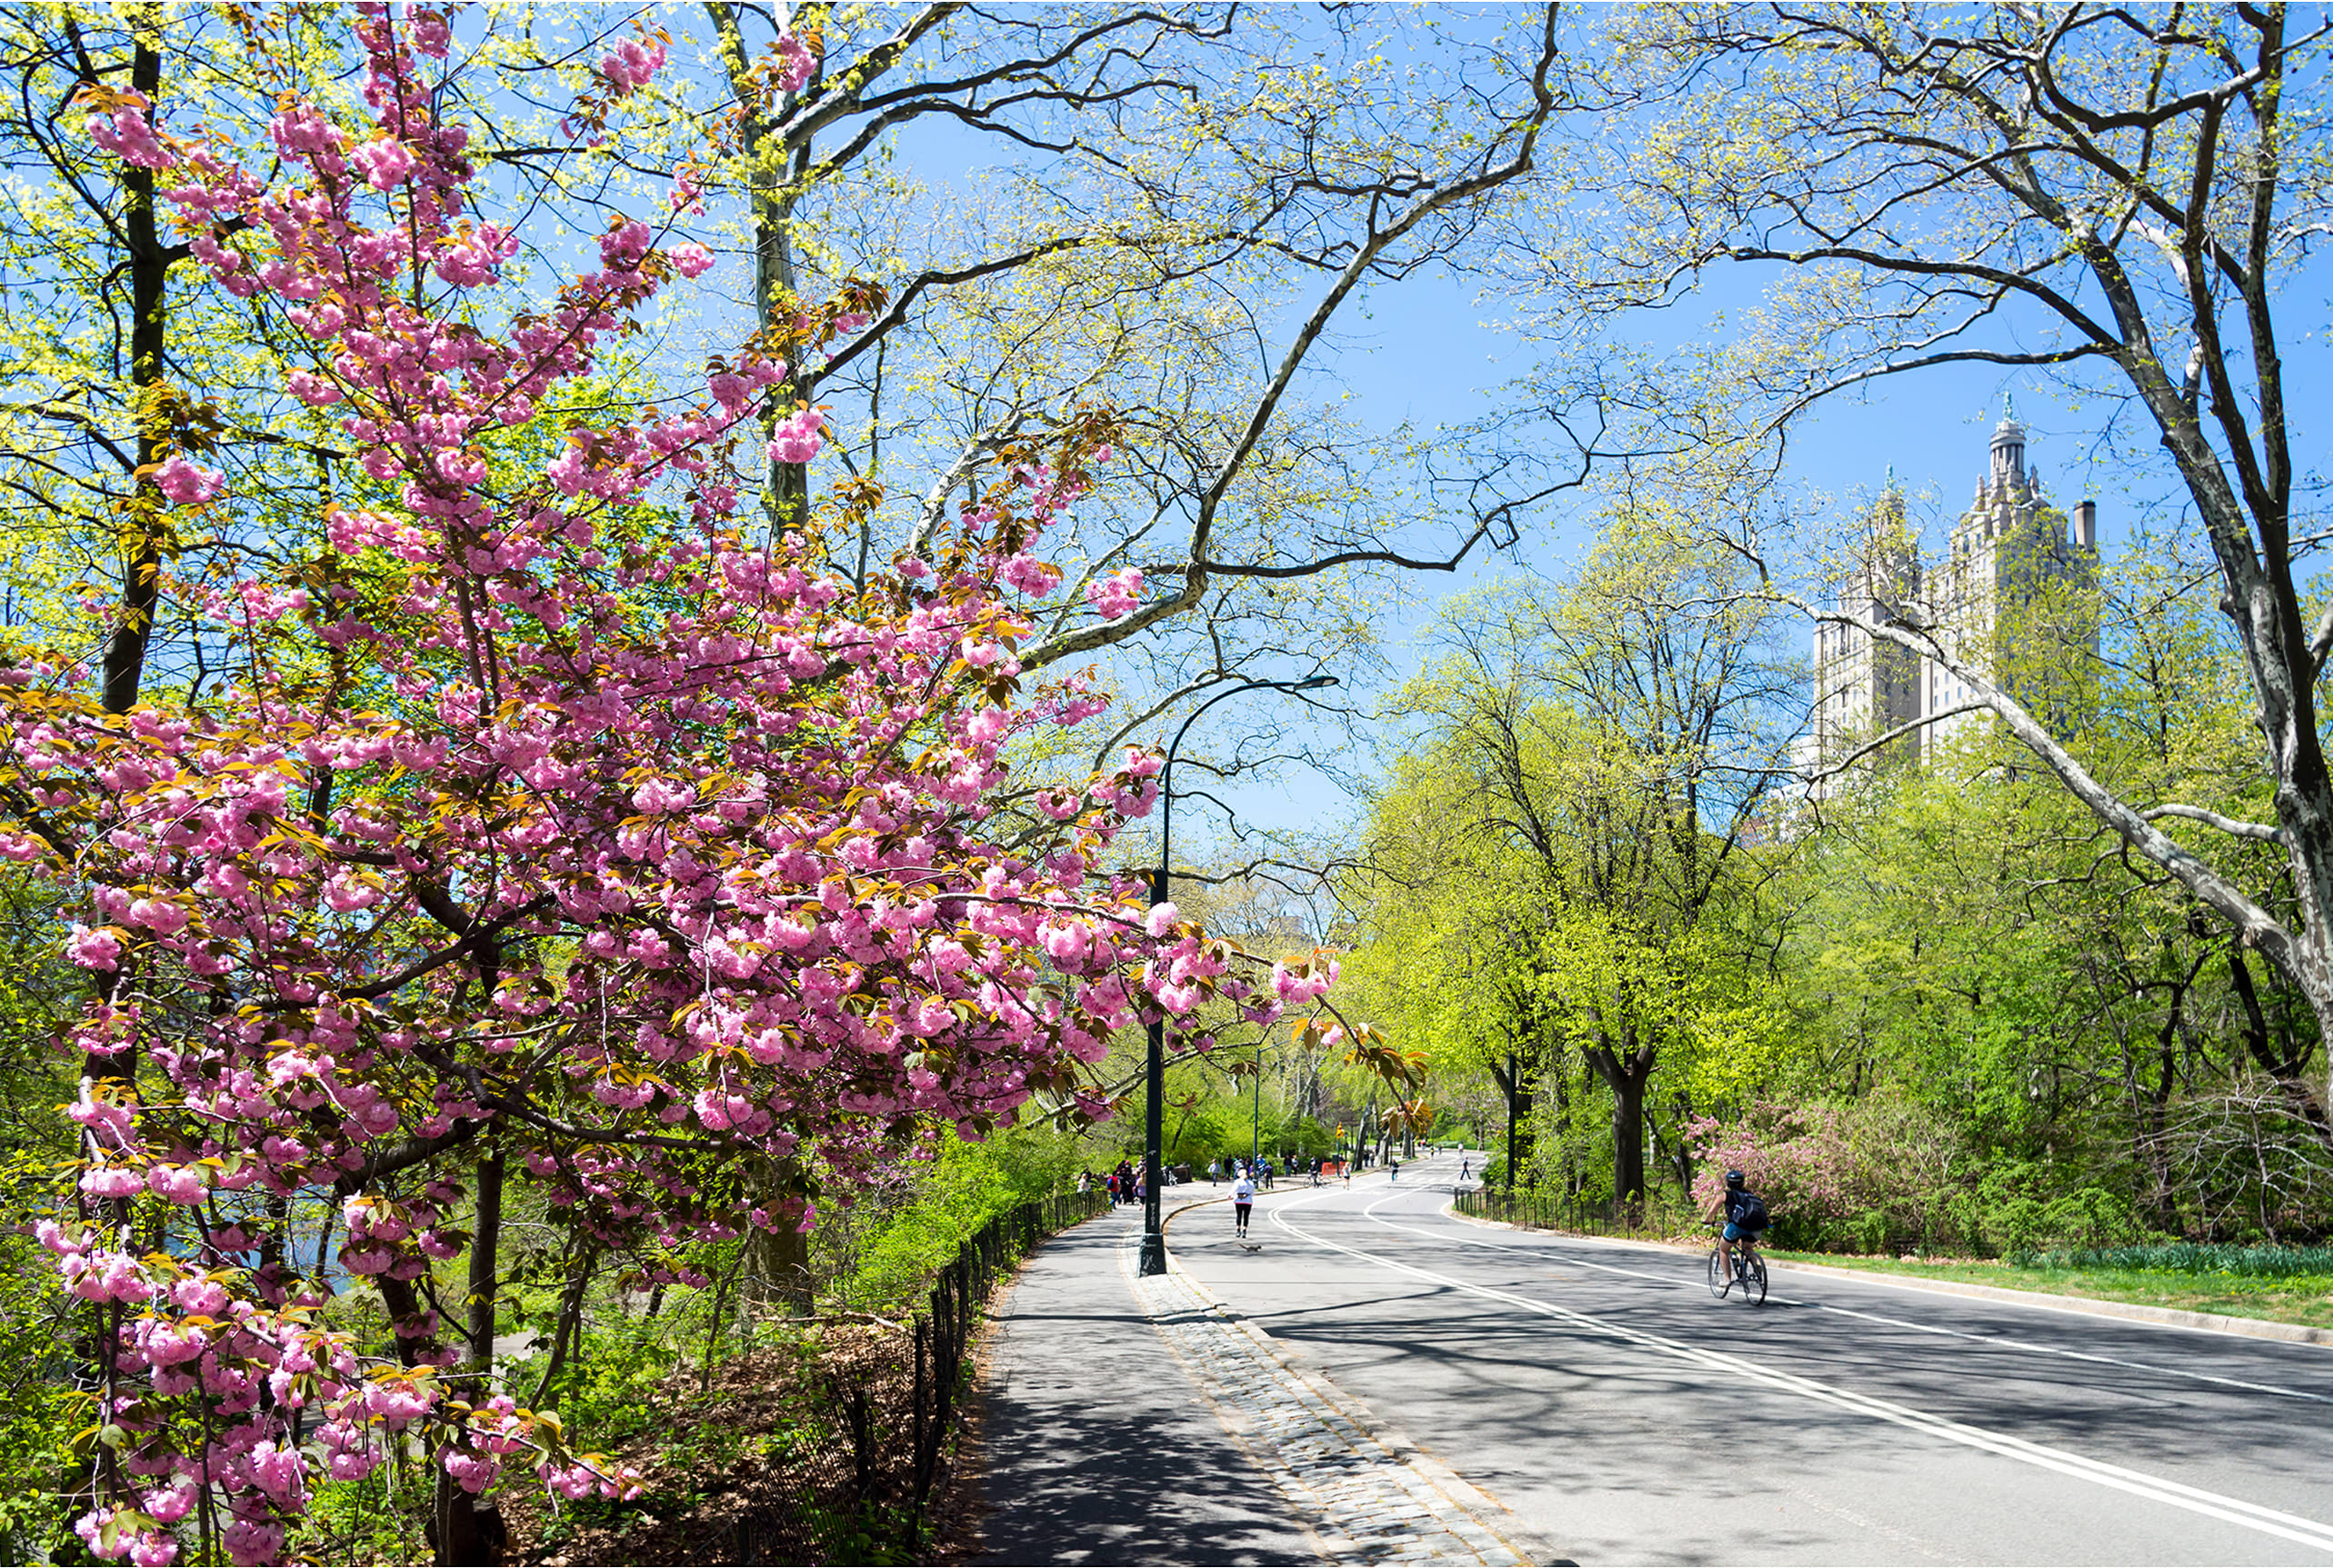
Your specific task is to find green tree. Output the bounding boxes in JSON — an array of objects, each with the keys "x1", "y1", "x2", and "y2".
[
  {"x1": 1350, "y1": 517, "x2": 1799, "y2": 1202},
  {"x1": 1540, "y1": 4, "x2": 2333, "y2": 1112}
]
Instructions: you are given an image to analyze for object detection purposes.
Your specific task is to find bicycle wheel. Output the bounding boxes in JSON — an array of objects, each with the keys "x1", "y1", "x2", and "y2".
[
  {"x1": 1707, "y1": 1247, "x2": 1728, "y2": 1299},
  {"x1": 1741, "y1": 1253, "x2": 1767, "y2": 1306}
]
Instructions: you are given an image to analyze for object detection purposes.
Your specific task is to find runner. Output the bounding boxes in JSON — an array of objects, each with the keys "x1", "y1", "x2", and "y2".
[{"x1": 1232, "y1": 1170, "x2": 1256, "y2": 1237}]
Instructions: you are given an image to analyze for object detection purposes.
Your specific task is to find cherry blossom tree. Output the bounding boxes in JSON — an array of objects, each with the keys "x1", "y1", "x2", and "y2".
[{"x1": 0, "y1": 8, "x2": 1335, "y2": 1562}]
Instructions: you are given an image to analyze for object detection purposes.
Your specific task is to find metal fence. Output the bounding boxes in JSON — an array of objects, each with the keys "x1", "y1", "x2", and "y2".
[{"x1": 1455, "y1": 1187, "x2": 1675, "y2": 1240}]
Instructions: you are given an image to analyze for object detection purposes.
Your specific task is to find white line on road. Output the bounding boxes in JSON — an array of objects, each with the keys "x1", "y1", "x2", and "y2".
[
  {"x1": 1352, "y1": 1194, "x2": 2333, "y2": 1409},
  {"x1": 1267, "y1": 1187, "x2": 2333, "y2": 1558}
]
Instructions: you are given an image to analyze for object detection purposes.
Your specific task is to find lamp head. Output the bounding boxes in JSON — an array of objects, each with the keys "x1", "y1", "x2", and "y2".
[{"x1": 1292, "y1": 675, "x2": 1337, "y2": 691}]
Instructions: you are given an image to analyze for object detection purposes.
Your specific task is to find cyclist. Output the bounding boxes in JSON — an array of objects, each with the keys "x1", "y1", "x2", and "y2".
[{"x1": 1717, "y1": 1168, "x2": 1768, "y2": 1293}]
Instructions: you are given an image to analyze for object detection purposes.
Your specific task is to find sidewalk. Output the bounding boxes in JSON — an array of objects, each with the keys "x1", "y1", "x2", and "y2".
[
  {"x1": 972, "y1": 1170, "x2": 1546, "y2": 1567},
  {"x1": 972, "y1": 1186, "x2": 1323, "y2": 1564}
]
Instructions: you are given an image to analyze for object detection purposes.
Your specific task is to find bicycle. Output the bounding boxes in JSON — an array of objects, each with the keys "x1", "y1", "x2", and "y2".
[{"x1": 1707, "y1": 1232, "x2": 1767, "y2": 1306}]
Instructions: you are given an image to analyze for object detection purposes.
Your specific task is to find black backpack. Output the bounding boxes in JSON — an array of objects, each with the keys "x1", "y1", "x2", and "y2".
[{"x1": 1735, "y1": 1191, "x2": 1769, "y2": 1231}]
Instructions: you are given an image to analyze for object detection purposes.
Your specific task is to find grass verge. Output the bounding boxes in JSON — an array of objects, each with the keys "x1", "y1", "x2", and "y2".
[{"x1": 1765, "y1": 1251, "x2": 2333, "y2": 1331}]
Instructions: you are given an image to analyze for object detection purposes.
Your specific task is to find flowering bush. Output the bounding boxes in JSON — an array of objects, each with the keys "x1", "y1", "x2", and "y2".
[
  {"x1": 1687, "y1": 1098, "x2": 1978, "y2": 1250},
  {"x1": 5, "y1": 10, "x2": 1340, "y2": 1562}
]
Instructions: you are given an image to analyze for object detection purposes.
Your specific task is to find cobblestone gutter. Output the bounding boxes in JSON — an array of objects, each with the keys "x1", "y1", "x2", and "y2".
[{"x1": 1123, "y1": 1224, "x2": 1537, "y2": 1566}]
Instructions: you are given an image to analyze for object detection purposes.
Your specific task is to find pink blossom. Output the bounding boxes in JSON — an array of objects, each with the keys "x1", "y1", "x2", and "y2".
[
  {"x1": 766, "y1": 408, "x2": 825, "y2": 465},
  {"x1": 598, "y1": 36, "x2": 667, "y2": 94},
  {"x1": 411, "y1": 10, "x2": 453, "y2": 57},
  {"x1": 323, "y1": 873, "x2": 379, "y2": 913},
  {"x1": 772, "y1": 32, "x2": 817, "y2": 93},
  {"x1": 143, "y1": 1479, "x2": 196, "y2": 1526},
  {"x1": 287, "y1": 370, "x2": 342, "y2": 407},
  {"x1": 248, "y1": 1442, "x2": 306, "y2": 1504},
  {"x1": 1000, "y1": 553, "x2": 1059, "y2": 596},
  {"x1": 222, "y1": 1521, "x2": 283, "y2": 1564},
  {"x1": 350, "y1": 135, "x2": 416, "y2": 190},
  {"x1": 152, "y1": 454, "x2": 225, "y2": 504},
  {"x1": 128, "y1": 896, "x2": 188, "y2": 934},
  {"x1": 435, "y1": 224, "x2": 517, "y2": 289},
  {"x1": 68, "y1": 924, "x2": 124, "y2": 970},
  {"x1": 1085, "y1": 567, "x2": 1144, "y2": 619},
  {"x1": 80, "y1": 1166, "x2": 147, "y2": 1200},
  {"x1": 146, "y1": 1165, "x2": 207, "y2": 1204},
  {"x1": 174, "y1": 1276, "x2": 228, "y2": 1314},
  {"x1": 89, "y1": 100, "x2": 172, "y2": 169}
]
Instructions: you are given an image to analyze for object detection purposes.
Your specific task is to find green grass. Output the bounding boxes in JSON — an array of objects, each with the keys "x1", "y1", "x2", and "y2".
[{"x1": 1767, "y1": 1249, "x2": 2333, "y2": 1330}]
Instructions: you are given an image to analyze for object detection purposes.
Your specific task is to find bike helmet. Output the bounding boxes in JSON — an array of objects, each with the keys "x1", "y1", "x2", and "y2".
[{"x1": 1724, "y1": 1168, "x2": 1746, "y2": 1189}]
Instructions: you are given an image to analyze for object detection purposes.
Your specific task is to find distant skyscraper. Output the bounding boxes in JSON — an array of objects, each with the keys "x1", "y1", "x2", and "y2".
[{"x1": 1799, "y1": 406, "x2": 2100, "y2": 795}]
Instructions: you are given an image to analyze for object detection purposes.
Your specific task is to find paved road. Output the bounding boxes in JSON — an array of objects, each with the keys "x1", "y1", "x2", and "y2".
[{"x1": 1169, "y1": 1150, "x2": 2333, "y2": 1565}]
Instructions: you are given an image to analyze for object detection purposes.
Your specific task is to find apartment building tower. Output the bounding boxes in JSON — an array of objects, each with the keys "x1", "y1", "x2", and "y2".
[{"x1": 1802, "y1": 405, "x2": 2100, "y2": 794}]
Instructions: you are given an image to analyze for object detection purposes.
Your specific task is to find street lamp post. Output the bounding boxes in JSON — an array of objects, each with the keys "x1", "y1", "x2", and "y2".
[
  {"x1": 1138, "y1": 674, "x2": 1336, "y2": 1277},
  {"x1": 1250, "y1": 1032, "x2": 1262, "y2": 1173}
]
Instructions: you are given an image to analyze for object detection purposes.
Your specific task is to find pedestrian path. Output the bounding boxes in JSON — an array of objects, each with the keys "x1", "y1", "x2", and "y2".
[
  {"x1": 1134, "y1": 1187, "x2": 1536, "y2": 1566},
  {"x1": 975, "y1": 1161, "x2": 1547, "y2": 1565},
  {"x1": 973, "y1": 1189, "x2": 1323, "y2": 1564}
]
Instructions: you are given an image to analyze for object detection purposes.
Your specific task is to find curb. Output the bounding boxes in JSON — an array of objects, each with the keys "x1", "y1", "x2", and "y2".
[
  {"x1": 1147, "y1": 1203, "x2": 1555, "y2": 1566},
  {"x1": 1117, "y1": 1225, "x2": 1342, "y2": 1568},
  {"x1": 1443, "y1": 1198, "x2": 2333, "y2": 1350},
  {"x1": 1764, "y1": 1254, "x2": 2333, "y2": 1347}
]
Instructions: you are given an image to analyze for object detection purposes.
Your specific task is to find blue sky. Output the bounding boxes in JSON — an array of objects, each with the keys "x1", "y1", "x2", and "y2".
[
  {"x1": 611, "y1": 3, "x2": 2331, "y2": 864},
  {"x1": 1203, "y1": 235, "x2": 2333, "y2": 849}
]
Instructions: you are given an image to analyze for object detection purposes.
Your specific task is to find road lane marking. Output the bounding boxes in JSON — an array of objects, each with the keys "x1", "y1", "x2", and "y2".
[
  {"x1": 1354, "y1": 1192, "x2": 2333, "y2": 1408},
  {"x1": 1267, "y1": 1189, "x2": 2333, "y2": 1557}
]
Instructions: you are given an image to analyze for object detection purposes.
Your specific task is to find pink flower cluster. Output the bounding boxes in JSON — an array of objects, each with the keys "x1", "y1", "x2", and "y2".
[
  {"x1": 153, "y1": 454, "x2": 225, "y2": 504},
  {"x1": 599, "y1": 34, "x2": 667, "y2": 95},
  {"x1": 772, "y1": 31, "x2": 817, "y2": 94},
  {"x1": 85, "y1": 89, "x2": 171, "y2": 169},
  {"x1": 1085, "y1": 566, "x2": 1144, "y2": 619},
  {"x1": 15, "y1": 9, "x2": 1332, "y2": 1562},
  {"x1": 766, "y1": 407, "x2": 826, "y2": 465}
]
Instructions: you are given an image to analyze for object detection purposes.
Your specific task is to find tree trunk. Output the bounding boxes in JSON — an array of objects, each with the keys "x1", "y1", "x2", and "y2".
[
  {"x1": 530, "y1": 1249, "x2": 595, "y2": 1410},
  {"x1": 434, "y1": 1152, "x2": 506, "y2": 1567},
  {"x1": 705, "y1": 2, "x2": 816, "y2": 532},
  {"x1": 2228, "y1": 945, "x2": 2333, "y2": 1148},
  {"x1": 742, "y1": 1157, "x2": 815, "y2": 1315},
  {"x1": 1587, "y1": 1040, "x2": 1656, "y2": 1206},
  {"x1": 75, "y1": 15, "x2": 172, "y2": 1200},
  {"x1": 101, "y1": 22, "x2": 168, "y2": 718},
  {"x1": 1488, "y1": 1051, "x2": 1535, "y2": 1190}
]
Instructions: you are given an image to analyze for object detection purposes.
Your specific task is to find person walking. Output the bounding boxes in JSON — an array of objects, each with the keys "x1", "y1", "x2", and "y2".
[{"x1": 1232, "y1": 1170, "x2": 1257, "y2": 1238}]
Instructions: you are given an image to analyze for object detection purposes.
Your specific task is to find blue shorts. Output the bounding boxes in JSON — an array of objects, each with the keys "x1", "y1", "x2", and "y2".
[{"x1": 1723, "y1": 1222, "x2": 1757, "y2": 1243}]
